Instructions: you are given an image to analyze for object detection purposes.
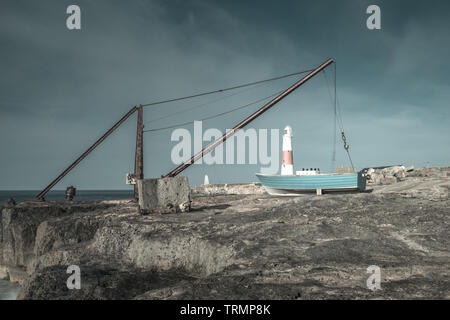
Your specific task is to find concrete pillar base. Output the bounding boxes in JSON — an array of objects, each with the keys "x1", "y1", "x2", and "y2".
[{"x1": 137, "y1": 177, "x2": 191, "y2": 214}]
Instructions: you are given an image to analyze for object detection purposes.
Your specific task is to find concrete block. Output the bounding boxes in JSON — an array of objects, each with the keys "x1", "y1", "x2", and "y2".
[{"x1": 137, "y1": 177, "x2": 191, "y2": 214}]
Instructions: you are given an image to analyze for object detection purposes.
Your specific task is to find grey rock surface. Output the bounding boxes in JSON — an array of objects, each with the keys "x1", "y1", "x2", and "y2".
[
  {"x1": 0, "y1": 201, "x2": 128, "y2": 282},
  {"x1": 18, "y1": 265, "x2": 194, "y2": 300},
  {"x1": 191, "y1": 183, "x2": 265, "y2": 196},
  {"x1": 1, "y1": 167, "x2": 449, "y2": 299}
]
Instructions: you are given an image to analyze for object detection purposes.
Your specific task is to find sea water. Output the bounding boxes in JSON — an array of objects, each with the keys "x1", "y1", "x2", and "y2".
[
  {"x1": 0, "y1": 189, "x2": 134, "y2": 300},
  {"x1": 0, "y1": 189, "x2": 134, "y2": 204},
  {"x1": 0, "y1": 280, "x2": 20, "y2": 300}
]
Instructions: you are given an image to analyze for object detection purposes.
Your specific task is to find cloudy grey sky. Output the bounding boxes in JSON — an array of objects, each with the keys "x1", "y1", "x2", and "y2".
[{"x1": 1, "y1": 0, "x2": 449, "y2": 190}]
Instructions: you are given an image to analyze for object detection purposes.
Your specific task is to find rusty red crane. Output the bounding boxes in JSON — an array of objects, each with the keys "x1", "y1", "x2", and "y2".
[{"x1": 36, "y1": 58, "x2": 334, "y2": 200}]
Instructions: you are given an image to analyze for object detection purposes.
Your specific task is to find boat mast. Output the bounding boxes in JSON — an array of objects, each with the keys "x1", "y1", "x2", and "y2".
[{"x1": 164, "y1": 58, "x2": 334, "y2": 178}]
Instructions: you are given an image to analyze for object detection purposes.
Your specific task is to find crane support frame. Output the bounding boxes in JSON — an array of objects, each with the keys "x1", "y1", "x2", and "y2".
[{"x1": 165, "y1": 58, "x2": 334, "y2": 177}]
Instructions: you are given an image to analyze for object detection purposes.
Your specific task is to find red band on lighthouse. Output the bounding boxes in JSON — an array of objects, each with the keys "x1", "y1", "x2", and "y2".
[{"x1": 282, "y1": 150, "x2": 293, "y2": 165}]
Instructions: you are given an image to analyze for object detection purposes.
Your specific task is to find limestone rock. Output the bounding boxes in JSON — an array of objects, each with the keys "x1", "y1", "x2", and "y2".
[
  {"x1": 191, "y1": 183, "x2": 265, "y2": 196},
  {"x1": 367, "y1": 166, "x2": 407, "y2": 185},
  {"x1": 0, "y1": 172, "x2": 448, "y2": 300}
]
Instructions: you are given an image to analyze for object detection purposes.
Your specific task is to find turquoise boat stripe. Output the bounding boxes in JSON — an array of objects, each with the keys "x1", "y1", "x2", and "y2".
[{"x1": 256, "y1": 173, "x2": 363, "y2": 190}]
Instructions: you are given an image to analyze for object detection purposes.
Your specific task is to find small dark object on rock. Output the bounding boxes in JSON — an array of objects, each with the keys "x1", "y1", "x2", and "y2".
[
  {"x1": 139, "y1": 202, "x2": 190, "y2": 215},
  {"x1": 66, "y1": 186, "x2": 77, "y2": 201},
  {"x1": 164, "y1": 203, "x2": 177, "y2": 214},
  {"x1": 3, "y1": 197, "x2": 16, "y2": 207}
]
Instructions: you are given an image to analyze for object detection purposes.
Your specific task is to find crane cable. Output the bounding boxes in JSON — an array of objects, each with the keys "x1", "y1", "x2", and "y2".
[
  {"x1": 144, "y1": 83, "x2": 266, "y2": 126},
  {"x1": 143, "y1": 89, "x2": 284, "y2": 132},
  {"x1": 140, "y1": 68, "x2": 314, "y2": 108},
  {"x1": 143, "y1": 64, "x2": 356, "y2": 170},
  {"x1": 323, "y1": 66, "x2": 337, "y2": 171},
  {"x1": 323, "y1": 63, "x2": 355, "y2": 170}
]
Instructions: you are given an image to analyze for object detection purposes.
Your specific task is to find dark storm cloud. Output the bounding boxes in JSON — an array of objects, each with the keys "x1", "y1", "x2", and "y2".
[{"x1": 0, "y1": 0, "x2": 449, "y2": 189}]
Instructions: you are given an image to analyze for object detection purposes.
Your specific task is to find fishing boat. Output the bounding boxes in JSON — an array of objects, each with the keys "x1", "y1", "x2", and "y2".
[
  {"x1": 256, "y1": 172, "x2": 367, "y2": 196},
  {"x1": 256, "y1": 125, "x2": 367, "y2": 196}
]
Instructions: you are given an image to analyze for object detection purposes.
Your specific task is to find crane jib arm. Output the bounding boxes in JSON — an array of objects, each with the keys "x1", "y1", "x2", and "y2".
[
  {"x1": 36, "y1": 106, "x2": 139, "y2": 200},
  {"x1": 165, "y1": 58, "x2": 334, "y2": 177}
]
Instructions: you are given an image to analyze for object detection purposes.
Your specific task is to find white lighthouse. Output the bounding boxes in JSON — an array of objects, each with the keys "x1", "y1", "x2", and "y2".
[{"x1": 281, "y1": 125, "x2": 294, "y2": 175}]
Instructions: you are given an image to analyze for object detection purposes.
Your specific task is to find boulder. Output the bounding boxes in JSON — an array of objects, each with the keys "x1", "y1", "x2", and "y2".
[
  {"x1": 367, "y1": 166, "x2": 406, "y2": 185},
  {"x1": 381, "y1": 166, "x2": 406, "y2": 179}
]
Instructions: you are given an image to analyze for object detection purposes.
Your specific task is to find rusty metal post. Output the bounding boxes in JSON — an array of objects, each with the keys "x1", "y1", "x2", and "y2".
[
  {"x1": 164, "y1": 58, "x2": 334, "y2": 178},
  {"x1": 134, "y1": 105, "x2": 144, "y2": 200},
  {"x1": 36, "y1": 106, "x2": 138, "y2": 200}
]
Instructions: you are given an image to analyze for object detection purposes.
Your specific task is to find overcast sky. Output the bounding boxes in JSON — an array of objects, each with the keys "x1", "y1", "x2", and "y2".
[{"x1": 1, "y1": 0, "x2": 449, "y2": 189}]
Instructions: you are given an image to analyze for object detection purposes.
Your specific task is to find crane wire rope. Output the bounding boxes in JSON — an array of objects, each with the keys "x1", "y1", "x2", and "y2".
[
  {"x1": 322, "y1": 67, "x2": 337, "y2": 171},
  {"x1": 323, "y1": 63, "x2": 355, "y2": 170},
  {"x1": 140, "y1": 68, "x2": 314, "y2": 108},
  {"x1": 144, "y1": 81, "x2": 271, "y2": 126},
  {"x1": 143, "y1": 89, "x2": 284, "y2": 132}
]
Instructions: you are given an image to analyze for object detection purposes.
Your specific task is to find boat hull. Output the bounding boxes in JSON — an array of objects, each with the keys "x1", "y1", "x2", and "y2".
[{"x1": 256, "y1": 172, "x2": 366, "y2": 196}]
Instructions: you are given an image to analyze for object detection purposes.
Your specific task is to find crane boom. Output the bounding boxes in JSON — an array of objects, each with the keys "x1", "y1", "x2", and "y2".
[{"x1": 165, "y1": 58, "x2": 334, "y2": 177}]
